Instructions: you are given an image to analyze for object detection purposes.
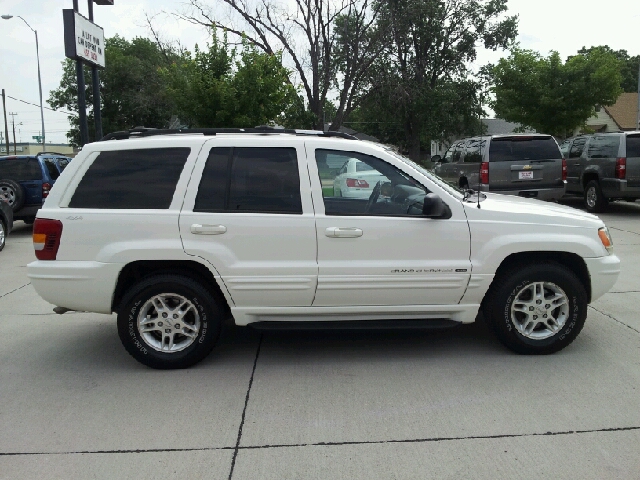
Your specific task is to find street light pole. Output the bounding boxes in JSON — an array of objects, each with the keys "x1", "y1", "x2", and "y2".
[{"x1": 1, "y1": 15, "x2": 46, "y2": 152}]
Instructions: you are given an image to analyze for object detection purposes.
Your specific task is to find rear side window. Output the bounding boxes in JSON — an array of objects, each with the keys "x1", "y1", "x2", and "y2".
[
  {"x1": 489, "y1": 137, "x2": 562, "y2": 162},
  {"x1": 43, "y1": 158, "x2": 60, "y2": 180},
  {"x1": 69, "y1": 148, "x2": 190, "y2": 209},
  {"x1": 626, "y1": 135, "x2": 640, "y2": 157},
  {"x1": 587, "y1": 136, "x2": 620, "y2": 159},
  {"x1": 195, "y1": 147, "x2": 301, "y2": 214},
  {"x1": 463, "y1": 140, "x2": 485, "y2": 163},
  {"x1": 0, "y1": 158, "x2": 42, "y2": 181}
]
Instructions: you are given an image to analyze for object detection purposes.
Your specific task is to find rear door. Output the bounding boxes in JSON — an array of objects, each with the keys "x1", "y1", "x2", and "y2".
[
  {"x1": 626, "y1": 134, "x2": 640, "y2": 187},
  {"x1": 180, "y1": 138, "x2": 318, "y2": 307},
  {"x1": 488, "y1": 136, "x2": 563, "y2": 192}
]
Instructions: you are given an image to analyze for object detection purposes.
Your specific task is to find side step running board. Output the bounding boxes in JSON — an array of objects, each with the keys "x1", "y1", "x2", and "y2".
[{"x1": 248, "y1": 319, "x2": 460, "y2": 331}]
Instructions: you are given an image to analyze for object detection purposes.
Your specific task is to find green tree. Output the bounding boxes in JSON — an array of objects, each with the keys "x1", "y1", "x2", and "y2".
[
  {"x1": 490, "y1": 48, "x2": 623, "y2": 138},
  {"x1": 577, "y1": 46, "x2": 639, "y2": 93},
  {"x1": 48, "y1": 36, "x2": 183, "y2": 146},
  {"x1": 358, "y1": 0, "x2": 517, "y2": 160}
]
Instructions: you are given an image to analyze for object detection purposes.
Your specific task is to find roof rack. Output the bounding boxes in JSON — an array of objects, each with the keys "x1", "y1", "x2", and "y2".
[
  {"x1": 99, "y1": 126, "x2": 358, "y2": 141},
  {"x1": 36, "y1": 151, "x2": 71, "y2": 157}
]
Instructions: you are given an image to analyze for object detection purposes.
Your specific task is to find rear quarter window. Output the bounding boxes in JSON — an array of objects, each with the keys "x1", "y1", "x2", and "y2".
[
  {"x1": 626, "y1": 135, "x2": 640, "y2": 157},
  {"x1": 587, "y1": 136, "x2": 620, "y2": 159},
  {"x1": 68, "y1": 148, "x2": 190, "y2": 209},
  {"x1": 0, "y1": 158, "x2": 43, "y2": 181},
  {"x1": 489, "y1": 137, "x2": 562, "y2": 162}
]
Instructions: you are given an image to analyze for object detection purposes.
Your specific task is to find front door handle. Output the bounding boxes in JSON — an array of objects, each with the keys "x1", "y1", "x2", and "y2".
[
  {"x1": 191, "y1": 224, "x2": 227, "y2": 235},
  {"x1": 325, "y1": 227, "x2": 363, "y2": 238}
]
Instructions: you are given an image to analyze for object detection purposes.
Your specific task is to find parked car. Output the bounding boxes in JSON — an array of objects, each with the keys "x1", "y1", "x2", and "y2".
[
  {"x1": 559, "y1": 132, "x2": 640, "y2": 212},
  {"x1": 0, "y1": 194, "x2": 13, "y2": 251},
  {"x1": 332, "y1": 158, "x2": 389, "y2": 198},
  {"x1": 27, "y1": 127, "x2": 619, "y2": 369},
  {"x1": 433, "y1": 134, "x2": 567, "y2": 201},
  {"x1": 0, "y1": 153, "x2": 70, "y2": 223}
]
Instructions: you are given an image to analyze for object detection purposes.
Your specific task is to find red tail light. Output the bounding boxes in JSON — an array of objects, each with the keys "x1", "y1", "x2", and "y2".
[
  {"x1": 562, "y1": 158, "x2": 567, "y2": 181},
  {"x1": 346, "y1": 178, "x2": 370, "y2": 188},
  {"x1": 480, "y1": 162, "x2": 489, "y2": 185},
  {"x1": 33, "y1": 218, "x2": 63, "y2": 260},
  {"x1": 42, "y1": 182, "x2": 52, "y2": 198},
  {"x1": 615, "y1": 157, "x2": 626, "y2": 179}
]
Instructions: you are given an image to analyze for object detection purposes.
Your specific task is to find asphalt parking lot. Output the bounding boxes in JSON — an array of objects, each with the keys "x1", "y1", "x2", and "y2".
[{"x1": 1, "y1": 199, "x2": 639, "y2": 479}]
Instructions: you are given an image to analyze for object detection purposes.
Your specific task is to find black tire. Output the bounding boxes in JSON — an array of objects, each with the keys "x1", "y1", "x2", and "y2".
[
  {"x1": 23, "y1": 217, "x2": 35, "y2": 225},
  {"x1": 0, "y1": 219, "x2": 5, "y2": 252},
  {"x1": 584, "y1": 180, "x2": 608, "y2": 213},
  {"x1": 117, "y1": 274, "x2": 223, "y2": 369},
  {"x1": 0, "y1": 179, "x2": 25, "y2": 212},
  {"x1": 484, "y1": 263, "x2": 587, "y2": 355}
]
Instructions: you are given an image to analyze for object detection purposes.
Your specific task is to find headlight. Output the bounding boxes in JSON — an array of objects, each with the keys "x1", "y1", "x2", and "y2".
[{"x1": 598, "y1": 227, "x2": 613, "y2": 254}]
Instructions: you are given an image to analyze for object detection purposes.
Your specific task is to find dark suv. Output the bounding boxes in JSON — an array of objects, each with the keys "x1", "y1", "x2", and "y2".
[
  {"x1": 433, "y1": 135, "x2": 566, "y2": 201},
  {"x1": 0, "y1": 153, "x2": 71, "y2": 223},
  {"x1": 560, "y1": 133, "x2": 640, "y2": 212}
]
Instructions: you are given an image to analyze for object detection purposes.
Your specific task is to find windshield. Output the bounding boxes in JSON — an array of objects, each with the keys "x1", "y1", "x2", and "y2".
[{"x1": 383, "y1": 147, "x2": 464, "y2": 197}]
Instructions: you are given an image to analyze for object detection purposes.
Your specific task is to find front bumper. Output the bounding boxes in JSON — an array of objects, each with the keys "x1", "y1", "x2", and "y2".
[
  {"x1": 584, "y1": 254, "x2": 620, "y2": 302},
  {"x1": 27, "y1": 260, "x2": 123, "y2": 314}
]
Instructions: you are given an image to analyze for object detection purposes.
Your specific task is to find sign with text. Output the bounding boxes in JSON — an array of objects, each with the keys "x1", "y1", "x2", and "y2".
[{"x1": 63, "y1": 9, "x2": 105, "y2": 68}]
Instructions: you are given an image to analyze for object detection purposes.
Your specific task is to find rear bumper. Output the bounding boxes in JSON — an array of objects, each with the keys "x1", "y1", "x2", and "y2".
[
  {"x1": 27, "y1": 260, "x2": 123, "y2": 314},
  {"x1": 584, "y1": 255, "x2": 620, "y2": 302},
  {"x1": 601, "y1": 179, "x2": 640, "y2": 198},
  {"x1": 14, "y1": 204, "x2": 40, "y2": 219},
  {"x1": 479, "y1": 184, "x2": 566, "y2": 201}
]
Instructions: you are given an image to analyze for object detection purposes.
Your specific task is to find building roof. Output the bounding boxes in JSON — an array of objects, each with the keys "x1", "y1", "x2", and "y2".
[{"x1": 603, "y1": 92, "x2": 639, "y2": 131}]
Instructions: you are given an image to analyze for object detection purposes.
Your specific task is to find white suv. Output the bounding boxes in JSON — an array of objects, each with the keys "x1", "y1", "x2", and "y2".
[{"x1": 27, "y1": 128, "x2": 620, "y2": 369}]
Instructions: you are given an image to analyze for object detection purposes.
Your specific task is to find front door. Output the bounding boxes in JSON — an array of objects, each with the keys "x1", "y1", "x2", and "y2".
[
  {"x1": 308, "y1": 142, "x2": 471, "y2": 307},
  {"x1": 180, "y1": 138, "x2": 318, "y2": 307},
  {"x1": 566, "y1": 137, "x2": 587, "y2": 193}
]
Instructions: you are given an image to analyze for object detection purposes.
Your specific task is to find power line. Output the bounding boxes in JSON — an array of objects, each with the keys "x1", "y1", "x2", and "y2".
[{"x1": 5, "y1": 95, "x2": 73, "y2": 116}]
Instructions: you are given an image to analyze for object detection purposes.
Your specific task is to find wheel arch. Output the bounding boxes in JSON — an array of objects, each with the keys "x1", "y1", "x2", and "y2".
[
  {"x1": 486, "y1": 251, "x2": 591, "y2": 305},
  {"x1": 581, "y1": 170, "x2": 600, "y2": 189},
  {"x1": 112, "y1": 260, "x2": 232, "y2": 315}
]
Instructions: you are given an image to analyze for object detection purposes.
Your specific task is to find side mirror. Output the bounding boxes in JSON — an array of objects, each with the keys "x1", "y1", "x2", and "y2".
[
  {"x1": 431, "y1": 155, "x2": 442, "y2": 163},
  {"x1": 422, "y1": 193, "x2": 449, "y2": 218}
]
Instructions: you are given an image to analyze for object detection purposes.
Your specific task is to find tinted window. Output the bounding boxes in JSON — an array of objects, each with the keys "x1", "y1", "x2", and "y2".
[
  {"x1": 69, "y1": 148, "x2": 190, "y2": 209},
  {"x1": 0, "y1": 158, "x2": 42, "y2": 181},
  {"x1": 463, "y1": 139, "x2": 485, "y2": 163},
  {"x1": 489, "y1": 137, "x2": 562, "y2": 162},
  {"x1": 587, "y1": 136, "x2": 620, "y2": 159},
  {"x1": 356, "y1": 161, "x2": 375, "y2": 172},
  {"x1": 569, "y1": 138, "x2": 587, "y2": 158},
  {"x1": 57, "y1": 158, "x2": 70, "y2": 171},
  {"x1": 559, "y1": 140, "x2": 570, "y2": 157},
  {"x1": 43, "y1": 158, "x2": 60, "y2": 180},
  {"x1": 221, "y1": 147, "x2": 301, "y2": 214},
  {"x1": 452, "y1": 143, "x2": 463, "y2": 162},
  {"x1": 194, "y1": 148, "x2": 231, "y2": 212},
  {"x1": 626, "y1": 135, "x2": 640, "y2": 157}
]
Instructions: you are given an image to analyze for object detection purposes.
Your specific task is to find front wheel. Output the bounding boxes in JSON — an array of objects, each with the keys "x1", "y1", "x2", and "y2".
[
  {"x1": 0, "y1": 220, "x2": 5, "y2": 251},
  {"x1": 484, "y1": 263, "x2": 587, "y2": 354},
  {"x1": 584, "y1": 180, "x2": 608, "y2": 213},
  {"x1": 117, "y1": 274, "x2": 223, "y2": 369}
]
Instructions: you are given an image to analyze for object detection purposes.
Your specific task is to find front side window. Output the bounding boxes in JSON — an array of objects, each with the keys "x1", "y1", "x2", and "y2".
[
  {"x1": 569, "y1": 138, "x2": 586, "y2": 158},
  {"x1": 317, "y1": 149, "x2": 428, "y2": 216},
  {"x1": 69, "y1": 148, "x2": 190, "y2": 209},
  {"x1": 194, "y1": 147, "x2": 302, "y2": 214}
]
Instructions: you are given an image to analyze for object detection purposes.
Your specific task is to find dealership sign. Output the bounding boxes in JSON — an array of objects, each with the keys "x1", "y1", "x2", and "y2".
[{"x1": 63, "y1": 9, "x2": 105, "y2": 68}]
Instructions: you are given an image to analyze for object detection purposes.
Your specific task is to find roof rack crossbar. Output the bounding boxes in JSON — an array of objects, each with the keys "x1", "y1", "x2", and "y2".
[{"x1": 99, "y1": 126, "x2": 358, "y2": 141}]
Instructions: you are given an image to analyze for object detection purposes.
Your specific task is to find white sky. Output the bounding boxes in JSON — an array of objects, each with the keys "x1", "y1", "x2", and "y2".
[{"x1": 1, "y1": 0, "x2": 639, "y2": 144}]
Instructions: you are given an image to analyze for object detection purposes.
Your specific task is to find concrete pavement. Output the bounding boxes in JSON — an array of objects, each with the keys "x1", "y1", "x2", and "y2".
[{"x1": 1, "y1": 202, "x2": 639, "y2": 479}]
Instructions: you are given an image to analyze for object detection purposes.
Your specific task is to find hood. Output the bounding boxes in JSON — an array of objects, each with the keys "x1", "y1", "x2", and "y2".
[{"x1": 464, "y1": 193, "x2": 603, "y2": 228}]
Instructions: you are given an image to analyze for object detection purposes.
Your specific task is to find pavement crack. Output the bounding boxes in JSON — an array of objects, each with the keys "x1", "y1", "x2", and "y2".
[
  {"x1": 2, "y1": 426, "x2": 638, "y2": 457},
  {"x1": 228, "y1": 334, "x2": 263, "y2": 480},
  {"x1": 589, "y1": 305, "x2": 640, "y2": 335},
  {"x1": 609, "y1": 226, "x2": 640, "y2": 237},
  {"x1": 0, "y1": 282, "x2": 31, "y2": 299}
]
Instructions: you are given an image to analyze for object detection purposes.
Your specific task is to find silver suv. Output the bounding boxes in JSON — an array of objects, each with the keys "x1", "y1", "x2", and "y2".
[
  {"x1": 559, "y1": 132, "x2": 640, "y2": 213},
  {"x1": 433, "y1": 134, "x2": 566, "y2": 201}
]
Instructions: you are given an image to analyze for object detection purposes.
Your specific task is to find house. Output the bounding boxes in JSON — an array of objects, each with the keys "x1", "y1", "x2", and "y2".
[{"x1": 583, "y1": 92, "x2": 639, "y2": 133}]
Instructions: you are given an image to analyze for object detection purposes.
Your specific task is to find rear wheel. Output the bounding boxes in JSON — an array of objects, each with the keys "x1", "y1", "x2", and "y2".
[
  {"x1": 0, "y1": 220, "x2": 5, "y2": 252},
  {"x1": 117, "y1": 274, "x2": 223, "y2": 369},
  {"x1": 584, "y1": 180, "x2": 608, "y2": 213},
  {"x1": 484, "y1": 263, "x2": 587, "y2": 354}
]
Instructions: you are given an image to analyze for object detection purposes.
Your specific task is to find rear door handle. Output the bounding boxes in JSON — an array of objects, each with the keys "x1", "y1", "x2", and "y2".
[
  {"x1": 325, "y1": 227, "x2": 363, "y2": 238},
  {"x1": 191, "y1": 224, "x2": 227, "y2": 235}
]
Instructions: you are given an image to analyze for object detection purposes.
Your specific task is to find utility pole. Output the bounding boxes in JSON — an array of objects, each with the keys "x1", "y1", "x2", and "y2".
[
  {"x1": 9, "y1": 112, "x2": 18, "y2": 154},
  {"x1": 73, "y1": 0, "x2": 89, "y2": 145},
  {"x1": 88, "y1": 0, "x2": 103, "y2": 139},
  {"x1": 1, "y1": 89, "x2": 9, "y2": 156}
]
